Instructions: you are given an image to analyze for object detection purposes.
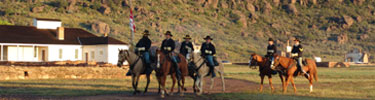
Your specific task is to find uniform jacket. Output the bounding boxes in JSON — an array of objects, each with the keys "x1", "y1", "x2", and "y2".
[
  {"x1": 200, "y1": 42, "x2": 216, "y2": 56},
  {"x1": 291, "y1": 44, "x2": 303, "y2": 58},
  {"x1": 180, "y1": 41, "x2": 194, "y2": 56},
  {"x1": 135, "y1": 36, "x2": 152, "y2": 53},
  {"x1": 161, "y1": 38, "x2": 175, "y2": 54}
]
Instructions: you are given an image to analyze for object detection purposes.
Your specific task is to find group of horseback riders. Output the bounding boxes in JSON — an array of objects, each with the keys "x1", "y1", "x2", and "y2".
[
  {"x1": 126, "y1": 30, "x2": 218, "y2": 79},
  {"x1": 266, "y1": 38, "x2": 309, "y2": 78}
]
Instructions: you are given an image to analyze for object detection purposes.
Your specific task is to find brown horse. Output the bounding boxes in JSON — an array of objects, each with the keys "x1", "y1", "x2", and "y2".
[
  {"x1": 272, "y1": 55, "x2": 318, "y2": 93},
  {"x1": 155, "y1": 50, "x2": 189, "y2": 98},
  {"x1": 249, "y1": 53, "x2": 284, "y2": 92}
]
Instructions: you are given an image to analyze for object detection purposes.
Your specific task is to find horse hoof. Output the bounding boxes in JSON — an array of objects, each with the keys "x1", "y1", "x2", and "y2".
[
  {"x1": 169, "y1": 93, "x2": 174, "y2": 96},
  {"x1": 180, "y1": 93, "x2": 184, "y2": 96},
  {"x1": 161, "y1": 95, "x2": 165, "y2": 98}
]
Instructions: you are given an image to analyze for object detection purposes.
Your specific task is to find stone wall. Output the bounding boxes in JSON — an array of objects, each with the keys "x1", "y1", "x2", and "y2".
[{"x1": 0, "y1": 66, "x2": 130, "y2": 80}]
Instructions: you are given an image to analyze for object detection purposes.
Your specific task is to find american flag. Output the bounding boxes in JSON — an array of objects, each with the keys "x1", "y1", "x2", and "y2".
[{"x1": 129, "y1": 8, "x2": 135, "y2": 33}]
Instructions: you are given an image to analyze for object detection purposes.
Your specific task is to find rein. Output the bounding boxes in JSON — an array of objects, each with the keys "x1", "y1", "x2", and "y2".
[{"x1": 125, "y1": 51, "x2": 141, "y2": 70}]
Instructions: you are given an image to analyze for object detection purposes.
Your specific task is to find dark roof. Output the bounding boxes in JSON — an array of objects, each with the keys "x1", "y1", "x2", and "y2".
[
  {"x1": 35, "y1": 18, "x2": 61, "y2": 21},
  {"x1": 79, "y1": 37, "x2": 128, "y2": 45},
  {"x1": 0, "y1": 25, "x2": 127, "y2": 45}
]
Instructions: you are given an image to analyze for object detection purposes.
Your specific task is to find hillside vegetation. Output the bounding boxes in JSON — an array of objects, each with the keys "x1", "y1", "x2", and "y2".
[{"x1": 1, "y1": 0, "x2": 375, "y2": 62}]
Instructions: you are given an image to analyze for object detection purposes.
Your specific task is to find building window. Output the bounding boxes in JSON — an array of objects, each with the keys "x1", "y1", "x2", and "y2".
[
  {"x1": 75, "y1": 49, "x2": 79, "y2": 59},
  {"x1": 91, "y1": 51, "x2": 95, "y2": 59},
  {"x1": 99, "y1": 50, "x2": 103, "y2": 56},
  {"x1": 59, "y1": 49, "x2": 63, "y2": 59},
  {"x1": 34, "y1": 47, "x2": 37, "y2": 57}
]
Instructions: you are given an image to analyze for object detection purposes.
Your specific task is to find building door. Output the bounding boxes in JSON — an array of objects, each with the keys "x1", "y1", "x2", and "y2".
[
  {"x1": 41, "y1": 50, "x2": 46, "y2": 61},
  {"x1": 85, "y1": 52, "x2": 88, "y2": 63}
]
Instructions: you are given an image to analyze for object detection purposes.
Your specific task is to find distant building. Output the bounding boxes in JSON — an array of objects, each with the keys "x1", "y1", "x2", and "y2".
[
  {"x1": 0, "y1": 18, "x2": 128, "y2": 64},
  {"x1": 345, "y1": 49, "x2": 369, "y2": 64}
]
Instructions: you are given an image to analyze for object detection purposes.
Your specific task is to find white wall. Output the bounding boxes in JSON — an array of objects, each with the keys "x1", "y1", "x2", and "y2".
[
  {"x1": 108, "y1": 45, "x2": 129, "y2": 65},
  {"x1": 7, "y1": 46, "x2": 38, "y2": 61},
  {"x1": 82, "y1": 45, "x2": 108, "y2": 63},
  {"x1": 48, "y1": 45, "x2": 82, "y2": 61},
  {"x1": 33, "y1": 19, "x2": 62, "y2": 29}
]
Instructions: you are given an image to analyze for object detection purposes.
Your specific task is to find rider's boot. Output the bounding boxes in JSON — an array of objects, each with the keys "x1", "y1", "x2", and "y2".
[
  {"x1": 145, "y1": 64, "x2": 152, "y2": 75},
  {"x1": 126, "y1": 70, "x2": 132, "y2": 76}
]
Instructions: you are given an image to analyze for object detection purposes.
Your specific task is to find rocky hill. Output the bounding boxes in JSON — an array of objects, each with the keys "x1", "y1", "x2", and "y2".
[{"x1": 0, "y1": 0, "x2": 374, "y2": 62}]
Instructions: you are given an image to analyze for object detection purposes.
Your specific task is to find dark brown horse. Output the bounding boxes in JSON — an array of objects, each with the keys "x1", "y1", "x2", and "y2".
[
  {"x1": 249, "y1": 53, "x2": 284, "y2": 92},
  {"x1": 272, "y1": 55, "x2": 318, "y2": 93},
  {"x1": 155, "y1": 50, "x2": 189, "y2": 98}
]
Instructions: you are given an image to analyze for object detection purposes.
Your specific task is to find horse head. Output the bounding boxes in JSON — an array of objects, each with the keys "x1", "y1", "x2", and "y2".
[
  {"x1": 249, "y1": 53, "x2": 263, "y2": 67},
  {"x1": 117, "y1": 49, "x2": 130, "y2": 67},
  {"x1": 271, "y1": 54, "x2": 281, "y2": 70}
]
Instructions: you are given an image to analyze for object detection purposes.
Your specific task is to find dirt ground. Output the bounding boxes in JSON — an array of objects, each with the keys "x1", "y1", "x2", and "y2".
[{"x1": 0, "y1": 78, "x2": 262, "y2": 100}]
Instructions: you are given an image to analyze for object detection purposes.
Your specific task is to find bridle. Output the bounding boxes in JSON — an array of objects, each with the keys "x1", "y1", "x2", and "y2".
[{"x1": 249, "y1": 55, "x2": 258, "y2": 69}]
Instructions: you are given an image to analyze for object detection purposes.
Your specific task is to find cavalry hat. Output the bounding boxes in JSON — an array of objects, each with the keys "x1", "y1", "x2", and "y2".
[
  {"x1": 183, "y1": 35, "x2": 192, "y2": 39},
  {"x1": 203, "y1": 36, "x2": 213, "y2": 40},
  {"x1": 268, "y1": 38, "x2": 274, "y2": 41},
  {"x1": 164, "y1": 31, "x2": 173, "y2": 36},
  {"x1": 143, "y1": 30, "x2": 150, "y2": 35},
  {"x1": 294, "y1": 38, "x2": 300, "y2": 42}
]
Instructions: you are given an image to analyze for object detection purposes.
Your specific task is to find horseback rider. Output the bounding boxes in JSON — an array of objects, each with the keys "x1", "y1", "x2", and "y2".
[
  {"x1": 180, "y1": 35, "x2": 194, "y2": 59},
  {"x1": 200, "y1": 36, "x2": 216, "y2": 78},
  {"x1": 161, "y1": 31, "x2": 182, "y2": 79},
  {"x1": 126, "y1": 30, "x2": 152, "y2": 76},
  {"x1": 291, "y1": 38, "x2": 309, "y2": 78},
  {"x1": 266, "y1": 38, "x2": 277, "y2": 69}
]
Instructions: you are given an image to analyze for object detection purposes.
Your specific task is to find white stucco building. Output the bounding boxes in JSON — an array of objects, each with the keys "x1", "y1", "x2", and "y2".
[{"x1": 0, "y1": 18, "x2": 128, "y2": 65}]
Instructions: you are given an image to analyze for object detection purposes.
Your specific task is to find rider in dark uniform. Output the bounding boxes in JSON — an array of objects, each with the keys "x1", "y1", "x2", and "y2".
[
  {"x1": 291, "y1": 38, "x2": 309, "y2": 78},
  {"x1": 180, "y1": 35, "x2": 194, "y2": 59},
  {"x1": 266, "y1": 38, "x2": 277, "y2": 69},
  {"x1": 161, "y1": 31, "x2": 182, "y2": 79},
  {"x1": 126, "y1": 30, "x2": 152, "y2": 76},
  {"x1": 200, "y1": 36, "x2": 216, "y2": 78}
]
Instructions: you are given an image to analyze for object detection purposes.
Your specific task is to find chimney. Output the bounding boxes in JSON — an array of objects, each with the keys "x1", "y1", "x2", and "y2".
[
  {"x1": 57, "y1": 27, "x2": 64, "y2": 40},
  {"x1": 103, "y1": 33, "x2": 108, "y2": 37}
]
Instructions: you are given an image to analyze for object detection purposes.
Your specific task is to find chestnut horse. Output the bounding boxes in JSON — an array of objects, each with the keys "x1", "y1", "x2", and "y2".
[
  {"x1": 117, "y1": 49, "x2": 151, "y2": 95},
  {"x1": 156, "y1": 50, "x2": 189, "y2": 98},
  {"x1": 249, "y1": 53, "x2": 284, "y2": 92},
  {"x1": 272, "y1": 55, "x2": 318, "y2": 93}
]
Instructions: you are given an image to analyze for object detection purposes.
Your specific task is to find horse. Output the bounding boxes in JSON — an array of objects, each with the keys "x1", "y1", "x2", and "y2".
[
  {"x1": 155, "y1": 50, "x2": 189, "y2": 98},
  {"x1": 117, "y1": 49, "x2": 152, "y2": 95},
  {"x1": 272, "y1": 55, "x2": 318, "y2": 93},
  {"x1": 189, "y1": 52, "x2": 225, "y2": 95},
  {"x1": 249, "y1": 53, "x2": 284, "y2": 93}
]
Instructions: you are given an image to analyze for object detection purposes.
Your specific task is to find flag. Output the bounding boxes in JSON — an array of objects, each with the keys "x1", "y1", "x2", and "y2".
[{"x1": 129, "y1": 8, "x2": 135, "y2": 33}]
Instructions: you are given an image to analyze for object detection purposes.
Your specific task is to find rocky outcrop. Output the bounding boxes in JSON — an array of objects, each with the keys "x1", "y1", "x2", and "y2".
[
  {"x1": 99, "y1": 5, "x2": 111, "y2": 15},
  {"x1": 91, "y1": 21, "x2": 110, "y2": 34},
  {"x1": 352, "y1": 0, "x2": 365, "y2": 5},
  {"x1": 66, "y1": 0, "x2": 77, "y2": 13},
  {"x1": 262, "y1": 1, "x2": 272, "y2": 15},
  {"x1": 337, "y1": 34, "x2": 348, "y2": 44},
  {"x1": 31, "y1": 6, "x2": 45, "y2": 13},
  {"x1": 359, "y1": 34, "x2": 369, "y2": 40},
  {"x1": 342, "y1": 15, "x2": 354, "y2": 29},
  {"x1": 286, "y1": 4, "x2": 298, "y2": 15}
]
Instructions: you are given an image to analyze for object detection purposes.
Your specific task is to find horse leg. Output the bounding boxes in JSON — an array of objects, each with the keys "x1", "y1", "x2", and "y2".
[
  {"x1": 170, "y1": 74, "x2": 176, "y2": 95},
  {"x1": 290, "y1": 77, "x2": 297, "y2": 93},
  {"x1": 283, "y1": 75, "x2": 291, "y2": 93},
  {"x1": 195, "y1": 76, "x2": 202, "y2": 95},
  {"x1": 144, "y1": 74, "x2": 151, "y2": 94},
  {"x1": 268, "y1": 75, "x2": 275, "y2": 93},
  {"x1": 199, "y1": 76, "x2": 204, "y2": 95},
  {"x1": 218, "y1": 70, "x2": 225, "y2": 92},
  {"x1": 180, "y1": 76, "x2": 185, "y2": 96},
  {"x1": 131, "y1": 75, "x2": 137, "y2": 95},
  {"x1": 309, "y1": 73, "x2": 314, "y2": 93},
  {"x1": 135, "y1": 75, "x2": 141, "y2": 94},
  {"x1": 260, "y1": 75, "x2": 265, "y2": 92},
  {"x1": 279, "y1": 73, "x2": 285, "y2": 92},
  {"x1": 160, "y1": 75, "x2": 168, "y2": 98}
]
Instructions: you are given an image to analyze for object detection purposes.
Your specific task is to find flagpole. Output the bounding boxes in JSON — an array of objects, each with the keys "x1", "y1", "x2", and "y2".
[{"x1": 129, "y1": 0, "x2": 134, "y2": 46}]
